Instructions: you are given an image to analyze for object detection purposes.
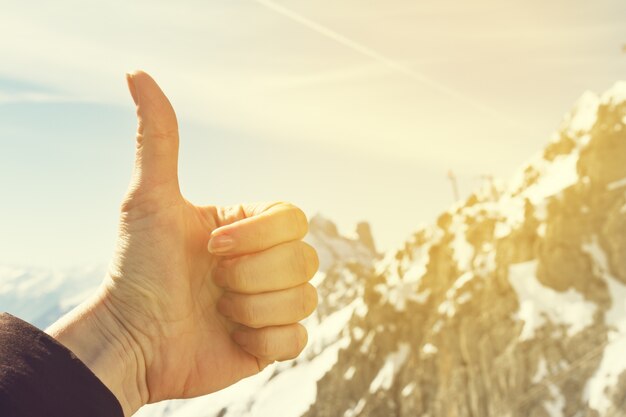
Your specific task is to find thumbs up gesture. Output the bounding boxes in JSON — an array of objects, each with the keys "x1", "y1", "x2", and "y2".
[{"x1": 47, "y1": 71, "x2": 319, "y2": 416}]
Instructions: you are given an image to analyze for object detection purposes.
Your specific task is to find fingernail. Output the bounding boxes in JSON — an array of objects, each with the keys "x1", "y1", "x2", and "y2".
[
  {"x1": 209, "y1": 234, "x2": 235, "y2": 254},
  {"x1": 217, "y1": 296, "x2": 233, "y2": 318},
  {"x1": 126, "y1": 73, "x2": 139, "y2": 106}
]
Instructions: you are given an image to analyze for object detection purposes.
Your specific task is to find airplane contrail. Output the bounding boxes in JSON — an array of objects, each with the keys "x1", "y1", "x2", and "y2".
[{"x1": 252, "y1": 0, "x2": 523, "y2": 128}]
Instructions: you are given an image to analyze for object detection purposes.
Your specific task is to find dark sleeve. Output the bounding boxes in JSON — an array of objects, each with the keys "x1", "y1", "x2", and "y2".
[{"x1": 0, "y1": 313, "x2": 124, "y2": 417}]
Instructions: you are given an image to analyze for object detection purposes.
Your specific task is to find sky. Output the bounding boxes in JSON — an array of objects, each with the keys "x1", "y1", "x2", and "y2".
[{"x1": 0, "y1": 0, "x2": 625, "y2": 267}]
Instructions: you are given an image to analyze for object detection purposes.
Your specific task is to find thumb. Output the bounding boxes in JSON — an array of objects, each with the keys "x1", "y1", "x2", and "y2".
[{"x1": 126, "y1": 70, "x2": 180, "y2": 191}]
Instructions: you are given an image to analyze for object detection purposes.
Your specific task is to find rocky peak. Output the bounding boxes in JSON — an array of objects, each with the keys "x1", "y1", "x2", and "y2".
[
  {"x1": 355, "y1": 221, "x2": 377, "y2": 255},
  {"x1": 304, "y1": 81, "x2": 626, "y2": 417},
  {"x1": 306, "y1": 214, "x2": 379, "y2": 272}
]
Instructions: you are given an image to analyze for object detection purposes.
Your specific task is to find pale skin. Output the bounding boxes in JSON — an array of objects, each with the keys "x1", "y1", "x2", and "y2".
[{"x1": 45, "y1": 71, "x2": 319, "y2": 417}]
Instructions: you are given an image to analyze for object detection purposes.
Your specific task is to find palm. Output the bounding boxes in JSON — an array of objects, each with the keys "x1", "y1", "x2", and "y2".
[
  {"x1": 111, "y1": 196, "x2": 281, "y2": 402},
  {"x1": 162, "y1": 203, "x2": 261, "y2": 400}
]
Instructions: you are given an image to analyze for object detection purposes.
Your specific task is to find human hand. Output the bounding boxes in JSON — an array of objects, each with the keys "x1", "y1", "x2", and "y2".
[{"x1": 46, "y1": 71, "x2": 319, "y2": 416}]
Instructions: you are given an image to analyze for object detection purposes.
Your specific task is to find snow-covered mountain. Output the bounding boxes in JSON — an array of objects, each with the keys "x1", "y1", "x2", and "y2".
[
  {"x1": 0, "y1": 264, "x2": 105, "y2": 329},
  {"x1": 299, "y1": 81, "x2": 626, "y2": 417},
  {"x1": 1, "y1": 81, "x2": 626, "y2": 416}
]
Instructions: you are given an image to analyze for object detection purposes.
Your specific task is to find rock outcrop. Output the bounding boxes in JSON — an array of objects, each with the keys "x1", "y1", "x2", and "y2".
[{"x1": 302, "y1": 82, "x2": 626, "y2": 417}]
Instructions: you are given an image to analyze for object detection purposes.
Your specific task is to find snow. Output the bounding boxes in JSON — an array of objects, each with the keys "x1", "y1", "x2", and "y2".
[
  {"x1": 247, "y1": 337, "x2": 349, "y2": 417},
  {"x1": 306, "y1": 233, "x2": 337, "y2": 273},
  {"x1": 136, "y1": 367, "x2": 277, "y2": 417},
  {"x1": 374, "y1": 239, "x2": 431, "y2": 311},
  {"x1": 360, "y1": 331, "x2": 375, "y2": 354},
  {"x1": 496, "y1": 118, "x2": 585, "y2": 240},
  {"x1": 586, "y1": 334, "x2": 626, "y2": 415},
  {"x1": 601, "y1": 81, "x2": 626, "y2": 105},
  {"x1": 438, "y1": 299, "x2": 456, "y2": 317},
  {"x1": 307, "y1": 297, "x2": 360, "y2": 353},
  {"x1": 352, "y1": 326, "x2": 365, "y2": 341},
  {"x1": 369, "y1": 343, "x2": 410, "y2": 393},
  {"x1": 354, "y1": 298, "x2": 368, "y2": 318},
  {"x1": 402, "y1": 259, "x2": 429, "y2": 284},
  {"x1": 494, "y1": 130, "x2": 576, "y2": 239},
  {"x1": 432, "y1": 319, "x2": 443, "y2": 334},
  {"x1": 579, "y1": 133, "x2": 592, "y2": 146},
  {"x1": 448, "y1": 271, "x2": 475, "y2": 296},
  {"x1": 309, "y1": 271, "x2": 327, "y2": 287},
  {"x1": 450, "y1": 216, "x2": 474, "y2": 271},
  {"x1": 532, "y1": 358, "x2": 548, "y2": 384},
  {"x1": 582, "y1": 236, "x2": 626, "y2": 329},
  {"x1": 438, "y1": 272, "x2": 476, "y2": 317},
  {"x1": 401, "y1": 284, "x2": 428, "y2": 307},
  {"x1": 565, "y1": 90, "x2": 599, "y2": 134},
  {"x1": 344, "y1": 366, "x2": 356, "y2": 380},
  {"x1": 544, "y1": 383, "x2": 565, "y2": 417},
  {"x1": 493, "y1": 222, "x2": 512, "y2": 239},
  {"x1": 422, "y1": 343, "x2": 438, "y2": 355},
  {"x1": 494, "y1": 195, "x2": 526, "y2": 239},
  {"x1": 582, "y1": 237, "x2": 626, "y2": 415},
  {"x1": 373, "y1": 228, "x2": 435, "y2": 311},
  {"x1": 305, "y1": 217, "x2": 374, "y2": 272},
  {"x1": 508, "y1": 261, "x2": 596, "y2": 341},
  {"x1": 607, "y1": 176, "x2": 626, "y2": 191},
  {"x1": 407, "y1": 288, "x2": 431, "y2": 304},
  {"x1": 401, "y1": 382, "x2": 416, "y2": 397},
  {"x1": 456, "y1": 292, "x2": 472, "y2": 304},
  {"x1": 537, "y1": 223, "x2": 547, "y2": 238},
  {"x1": 523, "y1": 154, "x2": 579, "y2": 205},
  {"x1": 534, "y1": 200, "x2": 548, "y2": 223},
  {"x1": 343, "y1": 398, "x2": 366, "y2": 417},
  {"x1": 378, "y1": 280, "x2": 430, "y2": 311},
  {"x1": 375, "y1": 224, "x2": 441, "y2": 276}
]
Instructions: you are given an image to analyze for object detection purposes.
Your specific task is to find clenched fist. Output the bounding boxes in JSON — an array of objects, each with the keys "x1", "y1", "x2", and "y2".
[{"x1": 46, "y1": 71, "x2": 319, "y2": 416}]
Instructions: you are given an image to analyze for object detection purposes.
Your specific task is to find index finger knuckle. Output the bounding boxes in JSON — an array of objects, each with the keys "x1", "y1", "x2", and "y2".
[{"x1": 285, "y1": 205, "x2": 308, "y2": 238}]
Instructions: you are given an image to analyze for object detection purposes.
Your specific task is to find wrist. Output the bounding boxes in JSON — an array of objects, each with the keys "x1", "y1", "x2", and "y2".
[{"x1": 46, "y1": 286, "x2": 149, "y2": 417}]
